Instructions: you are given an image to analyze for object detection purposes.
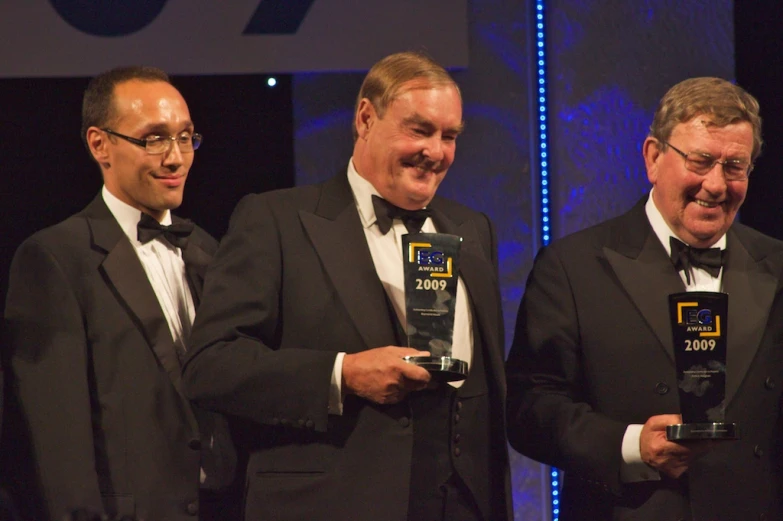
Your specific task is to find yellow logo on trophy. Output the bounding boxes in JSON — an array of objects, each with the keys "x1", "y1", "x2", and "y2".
[
  {"x1": 676, "y1": 301, "x2": 722, "y2": 338},
  {"x1": 407, "y1": 242, "x2": 454, "y2": 278}
]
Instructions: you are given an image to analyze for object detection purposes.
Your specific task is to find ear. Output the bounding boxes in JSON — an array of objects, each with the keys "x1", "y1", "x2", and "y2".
[
  {"x1": 643, "y1": 137, "x2": 662, "y2": 184},
  {"x1": 86, "y1": 127, "x2": 111, "y2": 168},
  {"x1": 355, "y1": 98, "x2": 376, "y2": 140}
]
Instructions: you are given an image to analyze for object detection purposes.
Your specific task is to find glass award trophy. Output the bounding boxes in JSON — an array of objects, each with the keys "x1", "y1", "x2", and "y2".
[
  {"x1": 401, "y1": 233, "x2": 467, "y2": 381},
  {"x1": 666, "y1": 291, "x2": 738, "y2": 440}
]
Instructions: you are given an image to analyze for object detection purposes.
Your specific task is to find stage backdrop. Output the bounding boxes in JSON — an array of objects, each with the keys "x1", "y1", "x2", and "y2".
[
  {"x1": 0, "y1": 0, "x2": 467, "y2": 77},
  {"x1": 548, "y1": 0, "x2": 735, "y2": 239}
]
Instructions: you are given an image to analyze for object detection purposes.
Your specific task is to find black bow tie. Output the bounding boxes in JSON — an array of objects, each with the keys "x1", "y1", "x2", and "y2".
[
  {"x1": 137, "y1": 212, "x2": 194, "y2": 249},
  {"x1": 669, "y1": 237, "x2": 724, "y2": 284},
  {"x1": 371, "y1": 195, "x2": 431, "y2": 234}
]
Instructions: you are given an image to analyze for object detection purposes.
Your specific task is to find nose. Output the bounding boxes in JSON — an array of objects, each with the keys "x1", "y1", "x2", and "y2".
[
  {"x1": 161, "y1": 138, "x2": 184, "y2": 169},
  {"x1": 701, "y1": 162, "x2": 728, "y2": 194},
  {"x1": 423, "y1": 135, "x2": 444, "y2": 162}
]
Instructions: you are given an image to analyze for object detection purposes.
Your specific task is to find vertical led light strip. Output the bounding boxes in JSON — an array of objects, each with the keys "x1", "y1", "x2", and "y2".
[
  {"x1": 535, "y1": 0, "x2": 551, "y2": 247},
  {"x1": 533, "y1": 1, "x2": 560, "y2": 520}
]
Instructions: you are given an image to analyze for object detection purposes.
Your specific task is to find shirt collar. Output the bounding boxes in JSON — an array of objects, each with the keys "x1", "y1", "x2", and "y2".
[
  {"x1": 346, "y1": 159, "x2": 384, "y2": 229},
  {"x1": 102, "y1": 186, "x2": 172, "y2": 245},
  {"x1": 645, "y1": 188, "x2": 726, "y2": 256}
]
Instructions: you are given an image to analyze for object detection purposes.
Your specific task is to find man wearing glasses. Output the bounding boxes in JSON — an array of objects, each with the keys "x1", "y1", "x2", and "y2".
[
  {"x1": 507, "y1": 77, "x2": 783, "y2": 520},
  {"x1": 2, "y1": 67, "x2": 236, "y2": 521}
]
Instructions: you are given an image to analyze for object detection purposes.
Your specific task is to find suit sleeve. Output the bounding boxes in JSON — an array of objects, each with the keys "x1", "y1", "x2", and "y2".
[
  {"x1": 182, "y1": 195, "x2": 336, "y2": 432},
  {"x1": 505, "y1": 244, "x2": 627, "y2": 494},
  {"x1": 4, "y1": 237, "x2": 104, "y2": 520}
]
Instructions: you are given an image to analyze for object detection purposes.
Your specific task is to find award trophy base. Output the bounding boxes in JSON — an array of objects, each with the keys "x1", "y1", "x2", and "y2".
[
  {"x1": 666, "y1": 422, "x2": 739, "y2": 441},
  {"x1": 403, "y1": 355, "x2": 468, "y2": 382}
]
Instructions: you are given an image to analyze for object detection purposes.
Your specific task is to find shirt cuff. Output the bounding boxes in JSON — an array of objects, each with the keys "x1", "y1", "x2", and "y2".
[
  {"x1": 620, "y1": 424, "x2": 661, "y2": 483},
  {"x1": 328, "y1": 352, "x2": 346, "y2": 416}
]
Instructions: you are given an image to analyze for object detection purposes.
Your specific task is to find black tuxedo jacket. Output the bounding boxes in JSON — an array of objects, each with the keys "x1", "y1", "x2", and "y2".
[
  {"x1": 1, "y1": 195, "x2": 236, "y2": 521},
  {"x1": 183, "y1": 173, "x2": 512, "y2": 521},
  {"x1": 506, "y1": 198, "x2": 783, "y2": 520}
]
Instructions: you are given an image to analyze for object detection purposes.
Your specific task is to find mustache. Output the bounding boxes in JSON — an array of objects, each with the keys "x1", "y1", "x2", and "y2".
[{"x1": 407, "y1": 154, "x2": 441, "y2": 172}]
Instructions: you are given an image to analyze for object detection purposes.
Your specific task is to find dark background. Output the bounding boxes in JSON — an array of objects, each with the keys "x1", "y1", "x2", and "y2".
[
  {"x1": 735, "y1": 1, "x2": 783, "y2": 239},
  {"x1": 0, "y1": 74, "x2": 294, "y2": 311}
]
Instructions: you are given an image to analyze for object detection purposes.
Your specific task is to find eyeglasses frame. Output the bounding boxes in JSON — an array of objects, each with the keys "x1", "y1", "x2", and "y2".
[
  {"x1": 101, "y1": 128, "x2": 202, "y2": 155},
  {"x1": 660, "y1": 140, "x2": 753, "y2": 180}
]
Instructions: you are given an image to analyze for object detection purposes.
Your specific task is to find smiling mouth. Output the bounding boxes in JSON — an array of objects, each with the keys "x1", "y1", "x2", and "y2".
[
  {"x1": 403, "y1": 162, "x2": 440, "y2": 175},
  {"x1": 152, "y1": 174, "x2": 186, "y2": 189},
  {"x1": 693, "y1": 198, "x2": 722, "y2": 209},
  {"x1": 153, "y1": 173, "x2": 186, "y2": 180}
]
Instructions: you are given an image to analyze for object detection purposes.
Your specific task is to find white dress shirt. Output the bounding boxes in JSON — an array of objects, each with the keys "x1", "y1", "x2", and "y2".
[
  {"x1": 328, "y1": 161, "x2": 475, "y2": 414},
  {"x1": 620, "y1": 190, "x2": 726, "y2": 482},
  {"x1": 102, "y1": 186, "x2": 196, "y2": 354}
]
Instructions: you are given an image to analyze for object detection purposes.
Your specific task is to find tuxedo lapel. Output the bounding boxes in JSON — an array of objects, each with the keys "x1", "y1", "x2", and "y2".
[
  {"x1": 602, "y1": 201, "x2": 685, "y2": 362},
  {"x1": 430, "y1": 206, "x2": 504, "y2": 390},
  {"x1": 179, "y1": 224, "x2": 212, "y2": 307},
  {"x1": 722, "y1": 228, "x2": 779, "y2": 405},
  {"x1": 84, "y1": 197, "x2": 190, "y2": 401},
  {"x1": 300, "y1": 175, "x2": 398, "y2": 351}
]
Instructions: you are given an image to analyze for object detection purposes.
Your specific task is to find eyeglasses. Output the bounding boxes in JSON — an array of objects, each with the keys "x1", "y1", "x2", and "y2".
[
  {"x1": 101, "y1": 128, "x2": 202, "y2": 155},
  {"x1": 662, "y1": 141, "x2": 753, "y2": 181}
]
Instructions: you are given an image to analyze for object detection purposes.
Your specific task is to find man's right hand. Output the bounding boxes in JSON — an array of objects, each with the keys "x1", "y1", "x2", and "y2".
[
  {"x1": 640, "y1": 414, "x2": 712, "y2": 479},
  {"x1": 342, "y1": 346, "x2": 432, "y2": 404}
]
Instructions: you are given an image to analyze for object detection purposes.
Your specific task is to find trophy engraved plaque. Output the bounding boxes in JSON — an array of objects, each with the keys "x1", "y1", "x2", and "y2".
[
  {"x1": 666, "y1": 291, "x2": 738, "y2": 440},
  {"x1": 401, "y1": 233, "x2": 467, "y2": 381}
]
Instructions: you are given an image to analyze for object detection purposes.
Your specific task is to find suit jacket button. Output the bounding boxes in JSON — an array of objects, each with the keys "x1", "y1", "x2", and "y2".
[
  {"x1": 305, "y1": 420, "x2": 314, "y2": 429},
  {"x1": 454, "y1": 413, "x2": 461, "y2": 424},
  {"x1": 765, "y1": 377, "x2": 775, "y2": 389},
  {"x1": 456, "y1": 400, "x2": 463, "y2": 411},
  {"x1": 754, "y1": 445, "x2": 764, "y2": 457},
  {"x1": 759, "y1": 513, "x2": 767, "y2": 521},
  {"x1": 453, "y1": 447, "x2": 461, "y2": 457},
  {"x1": 654, "y1": 382, "x2": 669, "y2": 395},
  {"x1": 188, "y1": 438, "x2": 201, "y2": 451},
  {"x1": 399, "y1": 417, "x2": 411, "y2": 428},
  {"x1": 453, "y1": 433, "x2": 461, "y2": 444},
  {"x1": 186, "y1": 501, "x2": 198, "y2": 516}
]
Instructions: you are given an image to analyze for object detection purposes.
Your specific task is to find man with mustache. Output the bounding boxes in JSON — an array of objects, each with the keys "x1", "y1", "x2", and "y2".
[
  {"x1": 182, "y1": 51, "x2": 512, "y2": 521},
  {"x1": 2, "y1": 66, "x2": 237, "y2": 521},
  {"x1": 506, "y1": 77, "x2": 783, "y2": 520}
]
